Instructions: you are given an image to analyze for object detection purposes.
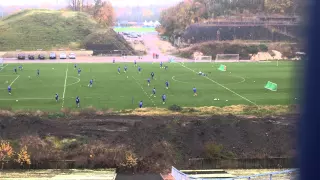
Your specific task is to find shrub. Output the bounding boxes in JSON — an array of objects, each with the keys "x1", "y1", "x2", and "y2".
[
  {"x1": 120, "y1": 151, "x2": 138, "y2": 169},
  {"x1": 0, "y1": 140, "x2": 14, "y2": 169},
  {"x1": 259, "y1": 44, "x2": 269, "y2": 52},
  {"x1": 168, "y1": 104, "x2": 183, "y2": 112},
  {"x1": 246, "y1": 45, "x2": 259, "y2": 54},
  {"x1": 204, "y1": 142, "x2": 224, "y2": 160},
  {"x1": 15, "y1": 146, "x2": 31, "y2": 167}
]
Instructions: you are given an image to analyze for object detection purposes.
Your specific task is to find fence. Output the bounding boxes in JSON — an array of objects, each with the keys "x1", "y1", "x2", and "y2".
[{"x1": 171, "y1": 166, "x2": 298, "y2": 180}]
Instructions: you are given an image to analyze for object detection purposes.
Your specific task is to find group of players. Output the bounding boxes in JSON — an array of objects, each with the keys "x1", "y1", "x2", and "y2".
[{"x1": 7, "y1": 60, "x2": 198, "y2": 108}]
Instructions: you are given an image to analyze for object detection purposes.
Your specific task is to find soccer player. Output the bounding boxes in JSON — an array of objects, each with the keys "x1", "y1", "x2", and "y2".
[
  {"x1": 124, "y1": 65, "x2": 128, "y2": 73},
  {"x1": 152, "y1": 87, "x2": 156, "y2": 97},
  {"x1": 162, "y1": 94, "x2": 166, "y2": 104},
  {"x1": 88, "y1": 79, "x2": 93, "y2": 87},
  {"x1": 19, "y1": 65, "x2": 23, "y2": 71},
  {"x1": 138, "y1": 66, "x2": 141, "y2": 73},
  {"x1": 74, "y1": 64, "x2": 77, "y2": 69},
  {"x1": 113, "y1": 58, "x2": 115, "y2": 63},
  {"x1": 37, "y1": 69, "x2": 40, "y2": 76},
  {"x1": 139, "y1": 101, "x2": 143, "y2": 108},
  {"x1": 147, "y1": 78, "x2": 151, "y2": 87},
  {"x1": 14, "y1": 67, "x2": 17, "y2": 74},
  {"x1": 160, "y1": 62, "x2": 163, "y2": 68},
  {"x1": 8, "y1": 85, "x2": 11, "y2": 95},
  {"x1": 118, "y1": 67, "x2": 121, "y2": 74},
  {"x1": 134, "y1": 60, "x2": 137, "y2": 67},
  {"x1": 78, "y1": 68, "x2": 81, "y2": 76},
  {"x1": 165, "y1": 81, "x2": 169, "y2": 89},
  {"x1": 165, "y1": 65, "x2": 168, "y2": 70},
  {"x1": 55, "y1": 93, "x2": 59, "y2": 102},
  {"x1": 76, "y1": 96, "x2": 80, "y2": 108},
  {"x1": 151, "y1": 72, "x2": 154, "y2": 79},
  {"x1": 193, "y1": 87, "x2": 197, "y2": 96}
]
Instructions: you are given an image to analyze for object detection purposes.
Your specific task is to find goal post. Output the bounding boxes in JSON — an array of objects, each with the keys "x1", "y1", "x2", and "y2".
[
  {"x1": 215, "y1": 54, "x2": 240, "y2": 62},
  {"x1": 194, "y1": 56, "x2": 212, "y2": 63}
]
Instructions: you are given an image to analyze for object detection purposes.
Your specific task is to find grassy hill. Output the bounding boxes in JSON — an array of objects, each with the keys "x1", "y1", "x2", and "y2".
[{"x1": 0, "y1": 10, "x2": 132, "y2": 52}]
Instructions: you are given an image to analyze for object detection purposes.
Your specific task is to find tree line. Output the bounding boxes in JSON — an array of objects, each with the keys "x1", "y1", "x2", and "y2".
[
  {"x1": 66, "y1": 0, "x2": 115, "y2": 27},
  {"x1": 159, "y1": 0, "x2": 304, "y2": 36}
]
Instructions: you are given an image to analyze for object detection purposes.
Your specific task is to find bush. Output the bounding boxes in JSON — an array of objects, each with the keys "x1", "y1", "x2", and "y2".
[
  {"x1": 168, "y1": 104, "x2": 183, "y2": 112},
  {"x1": 204, "y1": 142, "x2": 223, "y2": 159},
  {"x1": 246, "y1": 45, "x2": 259, "y2": 54},
  {"x1": 259, "y1": 44, "x2": 269, "y2": 52}
]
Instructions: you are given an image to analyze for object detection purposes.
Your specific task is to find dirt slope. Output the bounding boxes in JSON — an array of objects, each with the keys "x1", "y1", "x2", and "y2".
[{"x1": 0, "y1": 114, "x2": 297, "y2": 172}]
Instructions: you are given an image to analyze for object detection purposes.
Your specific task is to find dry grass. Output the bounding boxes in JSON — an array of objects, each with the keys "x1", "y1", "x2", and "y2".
[
  {"x1": 0, "y1": 105, "x2": 293, "y2": 118},
  {"x1": 226, "y1": 169, "x2": 297, "y2": 180},
  {"x1": 0, "y1": 169, "x2": 116, "y2": 179}
]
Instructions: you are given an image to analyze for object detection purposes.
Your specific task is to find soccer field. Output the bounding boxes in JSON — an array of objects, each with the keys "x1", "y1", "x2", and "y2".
[{"x1": 0, "y1": 61, "x2": 300, "y2": 110}]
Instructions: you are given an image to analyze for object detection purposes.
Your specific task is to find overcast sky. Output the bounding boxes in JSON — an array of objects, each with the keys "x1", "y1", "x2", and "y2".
[{"x1": 1, "y1": 0, "x2": 182, "y2": 6}]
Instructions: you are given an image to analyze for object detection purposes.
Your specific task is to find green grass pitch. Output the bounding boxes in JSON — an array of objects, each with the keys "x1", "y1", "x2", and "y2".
[{"x1": 0, "y1": 61, "x2": 300, "y2": 111}]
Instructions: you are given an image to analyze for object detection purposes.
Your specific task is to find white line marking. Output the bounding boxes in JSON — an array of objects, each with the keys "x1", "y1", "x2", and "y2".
[
  {"x1": 172, "y1": 76, "x2": 189, "y2": 84},
  {"x1": 178, "y1": 62, "x2": 258, "y2": 106},
  {"x1": 66, "y1": 76, "x2": 81, "y2": 86},
  {"x1": 62, "y1": 65, "x2": 69, "y2": 108},
  {"x1": 132, "y1": 76, "x2": 156, "y2": 106},
  {"x1": 9, "y1": 75, "x2": 20, "y2": 86},
  {"x1": 0, "y1": 64, "x2": 8, "y2": 72}
]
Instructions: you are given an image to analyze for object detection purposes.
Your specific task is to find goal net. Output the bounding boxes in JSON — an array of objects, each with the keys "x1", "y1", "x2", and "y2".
[
  {"x1": 194, "y1": 56, "x2": 212, "y2": 62},
  {"x1": 215, "y1": 54, "x2": 240, "y2": 62}
]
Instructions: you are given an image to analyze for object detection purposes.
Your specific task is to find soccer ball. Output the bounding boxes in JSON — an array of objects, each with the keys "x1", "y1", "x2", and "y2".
[
  {"x1": 52, "y1": 68, "x2": 54, "y2": 70},
  {"x1": 16, "y1": 100, "x2": 18, "y2": 102},
  {"x1": 127, "y1": 76, "x2": 128, "y2": 78},
  {"x1": 226, "y1": 100, "x2": 228, "y2": 102},
  {"x1": 5, "y1": 81, "x2": 8, "y2": 84}
]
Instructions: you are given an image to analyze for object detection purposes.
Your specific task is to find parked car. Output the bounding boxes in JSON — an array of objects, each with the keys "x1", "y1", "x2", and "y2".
[
  {"x1": 38, "y1": 54, "x2": 45, "y2": 60},
  {"x1": 28, "y1": 54, "x2": 35, "y2": 60},
  {"x1": 17, "y1": 54, "x2": 26, "y2": 60},
  {"x1": 68, "y1": 53, "x2": 76, "y2": 59},
  {"x1": 59, "y1": 53, "x2": 67, "y2": 59},
  {"x1": 49, "y1": 52, "x2": 56, "y2": 59}
]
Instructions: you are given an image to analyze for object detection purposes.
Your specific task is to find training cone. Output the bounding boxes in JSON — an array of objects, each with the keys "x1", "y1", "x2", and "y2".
[
  {"x1": 264, "y1": 81, "x2": 277, "y2": 91},
  {"x1": 218, "y1": 64, "x2": 227, "y2": 72}
]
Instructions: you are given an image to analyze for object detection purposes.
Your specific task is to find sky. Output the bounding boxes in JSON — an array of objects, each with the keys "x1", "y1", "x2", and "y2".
[{"x1": 1, "y1": 0, "x2": 182, "y2": 6}]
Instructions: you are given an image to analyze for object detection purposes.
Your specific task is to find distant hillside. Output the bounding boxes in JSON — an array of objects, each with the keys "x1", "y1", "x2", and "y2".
[{"x1": 0, "y1": 10, "x2": 133, "y2": 52}]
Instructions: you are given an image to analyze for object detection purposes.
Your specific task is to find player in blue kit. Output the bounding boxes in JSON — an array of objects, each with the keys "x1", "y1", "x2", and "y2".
[
  {"x1": 124, "y1": 65, "x2": 128, "y2": 73},
  {"x1": 147, "y1": 78, "x2": 151, "y2": 87},
  {"x1": 193, "y1": 87, "x2": 197, "y2": 96},
  {"x1": 165, "y1": 81, "x2": 169, "y2": 89},
  {"x1": 162, "y1": 94, "x2": 166, "y2": 104},
  {"x1": 55, "y1": 93, "x2": 59, "y2": 102},
  {"x1": 88, "y1": 79, "x2": 93, "y2": 87},
  {"x1": 37, "y1": 69, "x2": 40, "y2": 76},
  {"x1": 151, "y1": 72, "x2": 154, "y2": 79},
  {"x1": 139, "y1": 101, "x2": 143, "y2": 108},
  {"x1": 8, "y1": 86, "x2": 11, "y2": 95},
  {"x1": 118, "y1": 67, "x2": 121, "y2": 74},
  {"x1": 78, "y1": 68, "x2": 81, "y2": 76},
  {"x1": 138, "y1": 66, "x2": 141, "y2": 73},
  {"x1": 19, "y1": 65, "x2": 23, "y2": 71},
  {"x1": 152, "y1": 87, "x2": 156, "y2": 97},
  {"x1": 14, "y1": 67, "x2": 17, "y2": 74},
  {"x1": 76, "y1": 96, "x2": 80, "y2": 108},
  {"x1": 160, "y1": 62, "x2": 163, "y2": 68}
]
